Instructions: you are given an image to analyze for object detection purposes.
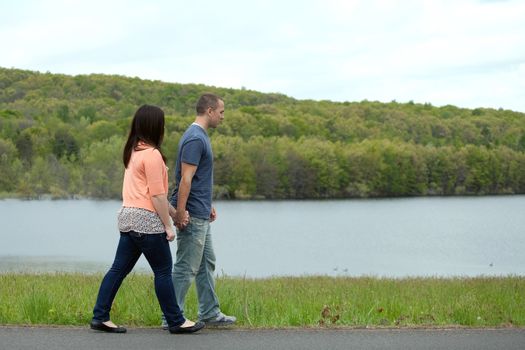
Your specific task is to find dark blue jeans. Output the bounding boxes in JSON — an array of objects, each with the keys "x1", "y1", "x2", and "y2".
[{"x1": 92, "y1": 232, "x2": 185, "y2": 328}]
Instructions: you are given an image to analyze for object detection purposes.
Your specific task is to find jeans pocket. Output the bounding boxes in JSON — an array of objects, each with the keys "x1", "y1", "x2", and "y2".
[
  {"x1": 177, "y1": 218, "x2": 207, "y2": 244},
  {"x1": 176, "y1": 220, "x2": 193, "y2": 237}
]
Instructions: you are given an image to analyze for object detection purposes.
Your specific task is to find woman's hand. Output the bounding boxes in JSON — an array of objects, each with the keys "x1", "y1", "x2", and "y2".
[{"x1": 166, "y1": 226, "x2": 176, "y2": 241}]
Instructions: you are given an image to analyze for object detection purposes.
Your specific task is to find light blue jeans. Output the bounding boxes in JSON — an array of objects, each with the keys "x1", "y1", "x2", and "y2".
[{"x1": 173, "y1": 216, "x2": 220, "y2": 320}]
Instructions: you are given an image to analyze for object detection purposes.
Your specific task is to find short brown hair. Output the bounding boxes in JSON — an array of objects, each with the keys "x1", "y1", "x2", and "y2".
[{"x1": 196, "y1": 93, "x2": 222, "y2": 115}]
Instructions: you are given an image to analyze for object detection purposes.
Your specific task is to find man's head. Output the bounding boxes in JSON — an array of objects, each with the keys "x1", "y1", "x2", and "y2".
[{"x1": 196, "y1": 93, "x2": 224, "y2": 129}]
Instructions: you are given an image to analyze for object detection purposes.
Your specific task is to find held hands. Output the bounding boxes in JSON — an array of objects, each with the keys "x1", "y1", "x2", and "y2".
[{"x1": 172, "y1": 209, "x2": 190, "y2": 230}]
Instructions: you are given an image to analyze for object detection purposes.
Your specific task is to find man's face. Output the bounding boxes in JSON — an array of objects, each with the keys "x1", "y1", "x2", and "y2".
[{"x1": 208, "y1": 99, "x2": 224, "y2": 128}]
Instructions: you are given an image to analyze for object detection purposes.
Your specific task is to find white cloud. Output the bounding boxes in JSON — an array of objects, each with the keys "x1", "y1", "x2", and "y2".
[{"x1": 1, "y1": 0, "x2": 524, "y2": 111}]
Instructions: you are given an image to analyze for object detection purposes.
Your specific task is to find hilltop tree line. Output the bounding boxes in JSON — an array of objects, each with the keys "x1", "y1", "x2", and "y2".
[{"x1": 1, "y1": 67, "x2": 525, "y2": 199}]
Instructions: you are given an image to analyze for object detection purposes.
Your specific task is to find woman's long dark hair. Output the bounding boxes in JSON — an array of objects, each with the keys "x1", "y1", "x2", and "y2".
[{"x1": 123, "y1": 104, "x2": 166, "y2": 168}]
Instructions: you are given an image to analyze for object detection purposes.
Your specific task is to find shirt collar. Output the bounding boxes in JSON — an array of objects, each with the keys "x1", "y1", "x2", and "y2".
[{"x1": 192, "y1": 122, "x2": 206, "y2": 131}]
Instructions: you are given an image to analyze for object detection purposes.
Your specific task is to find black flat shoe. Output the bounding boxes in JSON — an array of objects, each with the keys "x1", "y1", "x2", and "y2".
[
  {"x1": 169, "y1": 321, "x2": 205, "y2": 334},
  {"x1": 90, "y1": 320, "x2": 127, "y2": 333}
]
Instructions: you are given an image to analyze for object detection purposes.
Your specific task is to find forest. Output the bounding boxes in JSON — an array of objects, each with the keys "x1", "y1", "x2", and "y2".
[{"x1": 1, "y1": 67, "x2": 524, "y2": 199}]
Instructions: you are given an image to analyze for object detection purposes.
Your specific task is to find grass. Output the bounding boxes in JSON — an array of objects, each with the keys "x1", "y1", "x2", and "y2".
[{"x1": 0, "y1": 274, "x2": 523, "y2": 328}]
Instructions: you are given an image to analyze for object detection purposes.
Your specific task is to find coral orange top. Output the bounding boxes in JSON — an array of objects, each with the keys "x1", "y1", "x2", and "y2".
[{"x1": 122, "y1": 144, "x2": 168, "y2": 212}]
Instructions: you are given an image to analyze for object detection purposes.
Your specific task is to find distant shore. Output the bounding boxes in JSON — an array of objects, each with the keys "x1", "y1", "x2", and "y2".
[{"x1": 1, "y1": 193, "x2": 524, "y2": 201}]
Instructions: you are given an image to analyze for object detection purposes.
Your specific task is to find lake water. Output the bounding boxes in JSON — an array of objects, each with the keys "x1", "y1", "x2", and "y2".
[{"x1": 0, "y1": 196, "x2": 524, "y2": 278}]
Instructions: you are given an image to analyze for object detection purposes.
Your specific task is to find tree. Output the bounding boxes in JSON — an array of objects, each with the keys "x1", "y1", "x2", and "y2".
[
  {"x1": 80, "y1": 136, "x2": 124, "y2": 198},
  {"x1": 53, "y1": 128, "x2": 79, "y2": 158},
  {"x1": 15, "y1": 130, "x2": 33, "y2": 164},
  {"x1": 0, "y1": 138, "x2": 22, "y2": 192}
]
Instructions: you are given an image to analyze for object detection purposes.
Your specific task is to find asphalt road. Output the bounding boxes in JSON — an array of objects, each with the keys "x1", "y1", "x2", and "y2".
[{"x1": 1, "y1": 326, "x2": 524, "y2": 350}]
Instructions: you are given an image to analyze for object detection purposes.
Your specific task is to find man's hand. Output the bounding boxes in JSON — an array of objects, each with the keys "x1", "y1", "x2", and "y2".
[
  {"x1": 210, "y1": 206, "x2": 217, "y2": 222},
  {"x1": 174, "y1": 208, "x2": 190, "y2": 230},
  {"x1": 170, "y1": 209, "x2": 190, "y2": 225}
]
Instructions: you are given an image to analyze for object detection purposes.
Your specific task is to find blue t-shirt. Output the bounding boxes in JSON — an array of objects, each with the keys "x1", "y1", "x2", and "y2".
[{"x1": 170, "y1": 124, "x2": 213, "y2": 219}]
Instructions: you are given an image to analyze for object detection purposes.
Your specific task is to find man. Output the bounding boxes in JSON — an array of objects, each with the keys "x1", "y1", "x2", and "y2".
[{"x1": 163, "y1": 93, "x2": 236, "y2": 328}]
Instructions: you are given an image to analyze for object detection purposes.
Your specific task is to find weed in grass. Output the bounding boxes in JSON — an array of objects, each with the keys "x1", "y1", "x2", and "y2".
[{"x1": 318, "y1": 305, "x2": 341, "y2": 326}]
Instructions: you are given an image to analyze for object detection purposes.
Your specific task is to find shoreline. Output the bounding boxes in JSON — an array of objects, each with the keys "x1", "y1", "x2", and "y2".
[{"x1": 2, "y1": 193, "x2": 525, "y2": 201}]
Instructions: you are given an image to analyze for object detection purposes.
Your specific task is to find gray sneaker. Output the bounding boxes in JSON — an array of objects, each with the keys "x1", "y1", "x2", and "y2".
[
  {"x1": 200, "y1": 312, "x2": 236, "y2": 327},
  {"x1": 161, "y1": 315, "x2": 168, "y2": 330}
]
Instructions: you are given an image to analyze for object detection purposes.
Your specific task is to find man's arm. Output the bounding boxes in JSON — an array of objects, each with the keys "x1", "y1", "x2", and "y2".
[{"x1": 174, "y1": 162, "x2": 197, "y2": 229}]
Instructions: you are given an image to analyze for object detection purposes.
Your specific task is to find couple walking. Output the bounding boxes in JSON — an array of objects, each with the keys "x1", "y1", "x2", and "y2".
[{"x1": 90, "y1": 94, "x2": 235, "y2": 334}]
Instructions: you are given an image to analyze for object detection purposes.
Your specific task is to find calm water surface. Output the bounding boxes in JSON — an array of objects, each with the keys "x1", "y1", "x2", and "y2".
[{"x1": 0, "y1": 196, "x2": 523, "y2": 277}]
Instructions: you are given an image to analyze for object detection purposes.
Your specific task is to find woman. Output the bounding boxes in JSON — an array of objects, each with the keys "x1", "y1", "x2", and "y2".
[{"x1": 90, "y1": 105, "x2": 204, "y2": 334}]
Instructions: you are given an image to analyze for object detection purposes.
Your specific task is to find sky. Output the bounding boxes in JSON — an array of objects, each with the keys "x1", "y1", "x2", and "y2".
[{"x1": 1, "y1": 0, "x2": 524, "y2": 112}]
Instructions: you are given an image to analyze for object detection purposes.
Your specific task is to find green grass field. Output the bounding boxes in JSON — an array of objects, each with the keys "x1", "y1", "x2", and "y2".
[{"x1": 0, "y1": 274, "x2": 523, "y2": 328}]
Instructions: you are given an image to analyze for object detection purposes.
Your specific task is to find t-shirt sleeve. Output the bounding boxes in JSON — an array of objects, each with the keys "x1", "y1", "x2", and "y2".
[
  {"x1": 181, "y1": 139, "x2": 204, "y2": 166},
  {"x1": 144, "y1": 149, "x2": 167, "y2": 196}
]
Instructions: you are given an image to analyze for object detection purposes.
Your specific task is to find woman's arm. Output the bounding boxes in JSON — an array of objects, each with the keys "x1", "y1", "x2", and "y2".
[{"x1": 151, "y1": 193, "x2": 176, "y2": 241}]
